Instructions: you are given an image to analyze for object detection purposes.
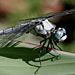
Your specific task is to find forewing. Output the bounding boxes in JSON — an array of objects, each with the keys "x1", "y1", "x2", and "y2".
[
  {"x1": 19, "y1": 12, "x2": 56, "y2": 23},
  {"x1": 0, "y1": 31, "x2": 25, "y2": 47},
  {"x1": 41, "y1": 9, "x2": 75, "y2": 19},
  {"x1": 39, "y1": 12, "x2": 56, "y2": 19},
  {"x1": 19, "y1": 18, "x2": 38, "y2": 24},
  {"x1": 20, "y1": 9, "x2": 75, "y2": 22},
  {"x1": 0, "y1": 22, "x2": 38, "y2": 47}
]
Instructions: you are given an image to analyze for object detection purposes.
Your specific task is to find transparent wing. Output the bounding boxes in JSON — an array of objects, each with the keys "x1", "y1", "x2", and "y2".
[
  {"x1": 20, "y1": 9, "x2": 75, "y2": 22},
  {"x1": 0, "y1": 22, "x2": 38, "y2": 47},
  {"x1": 43, "y1": 9, "x2": 75, "y2": 19},
  {"x1": 39, "y1": 12, "x2": 56, "y2": 18},
  {"x1": 19, "y1": 18, "x2": 38, "y2": 24},
  {"x1": 0, "y1": 30, "x2": 25, "y2": 47},
  {"x1": 19, "y1": 12, "x2": 56, "y2": 23}
]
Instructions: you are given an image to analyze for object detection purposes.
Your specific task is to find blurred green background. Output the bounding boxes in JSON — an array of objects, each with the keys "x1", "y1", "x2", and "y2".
[{"x1": 0, "y1": 0, "x2": 75, "y2": 52}]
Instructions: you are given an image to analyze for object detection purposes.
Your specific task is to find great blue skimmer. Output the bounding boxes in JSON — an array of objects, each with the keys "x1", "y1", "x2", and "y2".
[{"x1": 0, "y1": 9, "x2": 75, "y2": 66}]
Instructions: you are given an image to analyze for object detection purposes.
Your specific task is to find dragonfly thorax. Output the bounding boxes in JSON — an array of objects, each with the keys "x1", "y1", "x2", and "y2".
[{"x1": 34, "y1": 19, "x2": 55, "y2": 38}]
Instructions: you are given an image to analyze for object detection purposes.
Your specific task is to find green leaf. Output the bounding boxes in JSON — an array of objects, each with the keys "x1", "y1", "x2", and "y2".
[{"x1": 0, "y1": 41, "x2": 75, "y2": 75}]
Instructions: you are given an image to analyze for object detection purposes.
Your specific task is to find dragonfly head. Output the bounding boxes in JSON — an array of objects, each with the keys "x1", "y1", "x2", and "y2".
[{"x1": 54, "y1": 28, "x2": 67, "y2": 42}]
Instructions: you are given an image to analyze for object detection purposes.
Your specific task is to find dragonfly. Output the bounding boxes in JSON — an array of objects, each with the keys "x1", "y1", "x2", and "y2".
[{"x1": 0, "y1": 9, "x2": 75, "y2": 66}]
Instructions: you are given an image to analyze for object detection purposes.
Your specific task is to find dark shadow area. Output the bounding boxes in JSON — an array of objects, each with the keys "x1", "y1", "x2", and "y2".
[
  {"x1": 0, "y1": 41, "x2": 60, "y2": 74},
  {"x1": 0, "y1": 47, "x2": 44, "y2": 67},
  {"x1": 0, "y1": 41, "x2": 56, "y2": 72}
]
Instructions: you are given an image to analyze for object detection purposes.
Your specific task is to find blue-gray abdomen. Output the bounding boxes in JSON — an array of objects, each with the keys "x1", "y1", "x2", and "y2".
[{"x1": 0, "y1": 23, "x2": 27, "y2": 35}]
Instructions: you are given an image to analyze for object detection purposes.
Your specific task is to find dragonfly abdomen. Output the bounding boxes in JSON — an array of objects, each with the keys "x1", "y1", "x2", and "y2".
[
  {"x1": 0, "y1": 27, "x2": 13, "y2": 34},
  {"x1": 0, "y1": 23, "x2": 30, "y2": 35},
  {"x1": 0, "y1": 25, "x2": 21, "y2": 35}
]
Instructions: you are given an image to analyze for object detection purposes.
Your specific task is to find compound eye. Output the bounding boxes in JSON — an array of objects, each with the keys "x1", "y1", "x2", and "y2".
[{"x1": 58, "y1": 31, "x2": 63, "y2": 36}]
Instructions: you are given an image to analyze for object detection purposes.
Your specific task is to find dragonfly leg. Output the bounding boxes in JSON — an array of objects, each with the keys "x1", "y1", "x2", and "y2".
[
  {"x1": 40, "y1": 38, "x2": 47, "y2": 46},
  {"x1": 54, "y1": 41, "x2": 62, "y2": 51},
  {"x1": 38, "y1": 49, "x2": 42, "y2": 67},
  {"x1": 46, "y1": 39, "x2": 60, "y2": 61},
  {"x1": 39, "y1": 39, "x2": 47, "y2": 67}
]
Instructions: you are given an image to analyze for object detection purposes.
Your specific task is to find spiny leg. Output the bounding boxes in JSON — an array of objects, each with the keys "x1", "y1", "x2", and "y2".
[
  {"x1": 47, "y1": 39, "x2": 60, "y2": 61},
  {"x1": 46, "y1": 39, "x2": 56, "y2": 57},
  {"x1": 40, "y1": 38, "x2": 47, "y2": 46},
  {"x1": 52, "y1": 41, "x2": 61, "y2": 59},
  {"x1": 39, "y1": 39, "x2": 47, "y2": 67},
  {"x1": 54, "y1": 41, "x2": 62, "y2": 51}
]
